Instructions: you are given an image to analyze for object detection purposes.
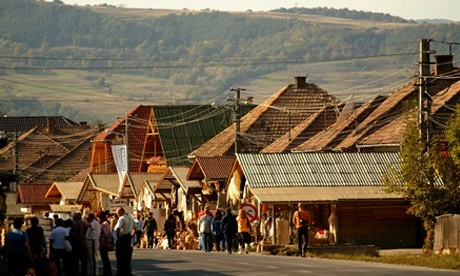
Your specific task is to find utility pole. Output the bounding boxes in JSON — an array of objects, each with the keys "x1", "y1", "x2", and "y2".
[
  {"x1": 230, "y1": 87, "x2": 246, "y2": 154},
  {"x1": 125, "y1": 111, "x2": 129, "y2": 172},
  {"x1": 418, "y1": 38, "x2": 432, "y2": 153}
]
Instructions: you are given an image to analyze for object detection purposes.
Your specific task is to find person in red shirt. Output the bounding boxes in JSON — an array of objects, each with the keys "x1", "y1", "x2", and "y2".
[{"x1": 292, "y1": 203, "x2": 312, "y2": 257}]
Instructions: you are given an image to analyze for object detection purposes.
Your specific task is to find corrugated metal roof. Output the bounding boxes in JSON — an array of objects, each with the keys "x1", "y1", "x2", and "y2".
[
  {"x1": 237, "y1": 152, "x2": 400, "y2": 188},
  {"x1": 154, "y1": 105, "x2": 254, "y2": 166},
  {"x1": 251, "y1": 186, "x2": 402, "y2": 203}
]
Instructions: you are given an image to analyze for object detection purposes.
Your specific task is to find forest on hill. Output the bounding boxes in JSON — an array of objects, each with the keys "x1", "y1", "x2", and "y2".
[{"x1": 1, "y1": 0, "x2": 460, "y2": 123}]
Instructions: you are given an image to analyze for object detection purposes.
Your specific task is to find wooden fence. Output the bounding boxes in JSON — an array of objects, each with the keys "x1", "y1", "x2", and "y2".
[{"x1": 434, "y1": 214, "x2": 460, "y2": 254}]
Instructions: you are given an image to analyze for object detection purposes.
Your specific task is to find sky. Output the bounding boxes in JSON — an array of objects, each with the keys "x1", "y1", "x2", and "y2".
[{"x1": 58, "y1": 0, "x2": 460, "y2": 21}]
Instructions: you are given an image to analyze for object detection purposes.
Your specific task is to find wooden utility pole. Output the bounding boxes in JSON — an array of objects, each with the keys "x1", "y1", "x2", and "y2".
[
  {"x1": 230, "y1": 87, "x2": 245, "y2": 154},
  {"x1": 418, "y1": 38, "x2": 432, "y2": 153}
]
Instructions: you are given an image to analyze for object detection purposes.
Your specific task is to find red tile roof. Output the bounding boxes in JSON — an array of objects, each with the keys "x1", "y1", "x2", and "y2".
[
  {"x1": 17, "y1": 183, "x2": 60, "y2": 205},
  {"x1": 187, "y1": 156, "x2": 236, "y2": 180}
]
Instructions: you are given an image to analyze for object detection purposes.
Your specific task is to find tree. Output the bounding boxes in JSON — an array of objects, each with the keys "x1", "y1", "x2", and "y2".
[{"x1": 383, "y1": 101, "x2": 460, "y2": 250}]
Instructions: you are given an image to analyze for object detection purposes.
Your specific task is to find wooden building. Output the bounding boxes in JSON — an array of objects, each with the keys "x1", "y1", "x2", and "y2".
[{"x1": 234, "y1": 152, "x2": 425, "y2": 249}]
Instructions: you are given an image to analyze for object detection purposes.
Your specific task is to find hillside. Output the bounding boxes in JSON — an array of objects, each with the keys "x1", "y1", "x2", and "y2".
[{"x1": 0, "y1": 0, "x2": 459, "y2": 124}]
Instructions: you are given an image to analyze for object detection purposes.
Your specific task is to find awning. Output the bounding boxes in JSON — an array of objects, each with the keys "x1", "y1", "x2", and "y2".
[{"x1": 250, "y1": 186, "x2": 403, "y2": 204}]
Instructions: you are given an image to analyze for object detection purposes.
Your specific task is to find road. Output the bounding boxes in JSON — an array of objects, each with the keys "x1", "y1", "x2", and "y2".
[{"x1": 104, "y1": 248, "x2": 460, "y2": 276}]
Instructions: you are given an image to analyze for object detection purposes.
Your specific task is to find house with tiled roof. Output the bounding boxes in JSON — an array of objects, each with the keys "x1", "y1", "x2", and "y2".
[
  {"x1": 293, "y1": 55, "x2": 460, "y2": 152},
  {"x1": 16, "y1": 183, "x2": 60, "y2": 215},
  {"x1": 0, "y1": 116, "x2": 80, "y2": 134},
  {"x1": 186, "y1": 156, "x2": 236, "y2": 210},
  {"x1": 189, "y1": 77, "x2": 342, "y2": 157},
  {"x1": 0, "y1": 118, "x2": 97, "y2": 183}
]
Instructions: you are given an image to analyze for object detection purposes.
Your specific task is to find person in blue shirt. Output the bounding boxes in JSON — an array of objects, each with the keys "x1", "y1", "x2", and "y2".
[
  {"x1": 49, "y1": 218, "x2": 71, "y2": 276},
  {"x1": 6, "y1": 217, "x2": 32, "y2": 276},
  {"x1": 211, "y1": 209, "x2": 224, "y2": 252}
]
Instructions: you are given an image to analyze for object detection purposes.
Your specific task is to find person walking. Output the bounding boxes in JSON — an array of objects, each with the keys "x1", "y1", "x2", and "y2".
[
  {"x1": 69, "y1": 212, "x2": 88, "y2": 276},
  {"x1": 26, "y1": 216, "x2": 47, "y2": 274},
  {"x1": 198, "y1": 206, "x2": 213, "y2": 252},
  {"x1": 6, "y1": 217, "x2": 33, "y2": 276},
  {"x1": 114, "y1": 207, "x2": 135, "y2": 276},
  {"x1": 143, "y1": 212, "x2": 157, "y2": 249},
  {"x1": 292, "y1": 203, "x2": 312, "y2": 257},
  {"x1": 236, "y1": 209, "x2": 251, "y2": 254},
  {"x1": 163, "y1": 214, "x2": 177, "y2": 249},
  {"x1": 221, "y1": 208, "x2": 238, "y2": 254},
  {"x1": 134, "y1": 214, "x2": 144, "y2": 248},
  {"x1": 86, "y1": 212, "x2": 101, "y2": 276},
  {"x1": 96, "y1": 211, "x2": 112, "y2": 276},
  {"x1": 211, "y1": 209, "x2": 224, "y2": 252},
  {"x1": 49, "y1": 218, "x2": 70, "y2": 276}
]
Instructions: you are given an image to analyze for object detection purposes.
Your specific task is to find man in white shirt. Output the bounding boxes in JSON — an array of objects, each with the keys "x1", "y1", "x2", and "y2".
[
  {"x1": 114, "y1": 207, "x2": 136, "y2": 276},
  {"x1": 86, "y1": 212, "x2": 101, "y2": 276}
]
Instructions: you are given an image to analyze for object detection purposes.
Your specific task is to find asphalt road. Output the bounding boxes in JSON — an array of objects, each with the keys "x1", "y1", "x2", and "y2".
[{"x1": 104, "y1": 248, "x2": 460, "y2": 276}]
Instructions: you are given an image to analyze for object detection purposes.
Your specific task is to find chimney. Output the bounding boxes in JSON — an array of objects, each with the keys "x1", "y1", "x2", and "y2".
[
  {"x1": 47, "y1": 117, "x2": 55, "y2": 134},
  {"x1": 435, "y1": 55, "x2": 453, "y2": 76},
  {"x1": 294, "y1": 76, "x2": 307, "y2": 88}
]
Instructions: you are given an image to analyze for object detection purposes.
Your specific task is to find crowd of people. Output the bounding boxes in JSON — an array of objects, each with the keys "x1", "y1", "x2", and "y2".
[
  {"x1": 4, "y1": 207, "x2": 137, "y2": 276},
  {"x1": 4, "y1": 205, "x2": 261, "y2": 275}
]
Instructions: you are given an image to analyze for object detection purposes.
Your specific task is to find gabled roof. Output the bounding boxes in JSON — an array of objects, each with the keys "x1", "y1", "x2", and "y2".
[
  {"x1": 0, "y1": 116, "x2": 79, "y2": 134},
  {"x1": 119, "y1": 172, "x2": 164, "y2": 198},
  {"x1": 0, "y1": 123, "x2": 97, "y2": 183},
  {"x1": 153, "y1": 105, "x2": 254, "y2": 166},
  {"x1": 168, "y1": 166, "x2": 201, "y2": 195},
  {"x1": 189, "y1": 79, "x2": 342, "y2": 156},
  {"x1": 77, "y1": 173, "x2": 119, "y2": 202},
  {"x1": 17, "y1": 183, "x2": 60, "y2": 205},
  {"x1": 187, "y1": 156, "x2": 236, "y2": 181},
  {"x1": 262, "y1": 105, "x2": 341, "y2": 153},
  {"x1": 91, "y1": 105, "x2": 152, "y2": 173},
  {"x1": 45, "y1": 182, "x2": 84, "y2": 201},
  {"x1": 293, "y1": 95, "x2": 387, "y2": 152}
]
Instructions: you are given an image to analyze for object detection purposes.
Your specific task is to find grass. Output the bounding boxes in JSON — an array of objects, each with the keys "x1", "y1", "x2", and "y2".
[
  {"x1": 317, "y1": 252, "x2": 460, "y2": 270},
  {"x1": 270, "y1": 246, "x2": 460, "y2": 270}
]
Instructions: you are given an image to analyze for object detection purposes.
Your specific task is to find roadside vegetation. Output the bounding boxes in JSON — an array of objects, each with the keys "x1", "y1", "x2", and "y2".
[
  {"x1": 315, "y1": 252, "x2": 460, "y2": 271},
  {"x1": 270, "y1": 246, "x2": 460, "y2": 270}
]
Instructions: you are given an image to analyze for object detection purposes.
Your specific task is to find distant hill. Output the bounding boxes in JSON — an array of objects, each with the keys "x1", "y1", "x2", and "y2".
[
  {"x1": 0, "y1": 0, "x2": 459, "y2": 123},
  {"x1": 270, "y1": 7, "x2": 414, "y2": 23}
]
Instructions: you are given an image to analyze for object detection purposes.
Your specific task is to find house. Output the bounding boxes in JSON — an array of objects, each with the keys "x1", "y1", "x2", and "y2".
[
  {"x1": 140, "y1": 166, "x2": 202, "y2": 226},
  {"x1": 90, "y1": 104, "x2": 255, "y2": 175},
  {"x1": 16, "y1": 183, "x2": 60, "y2": 215},
  {"x1": 288, "y1": 55, "x2": 460, "y2": 152},
  {"x1": 234, "y1": 152, "x2": 423, "y2": 249},
  {"x1": 189, "y1": 76, "x2": 342, "y2": 157},
  {"x1": 76, "y1": 173, "x2": 119, "y2": 212},
  {"x1": 186, "y1": 156, "x2": 236, "y2": 210},
  {"x1": 85, "y1": 104, "x2": 254, "y2": 216},
  {"x1": 44, "y1": 181, "x2": 84, "y2": 205},
  {"x1": 0, "y1": 116, "x2": 97, "y2": 184}
]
